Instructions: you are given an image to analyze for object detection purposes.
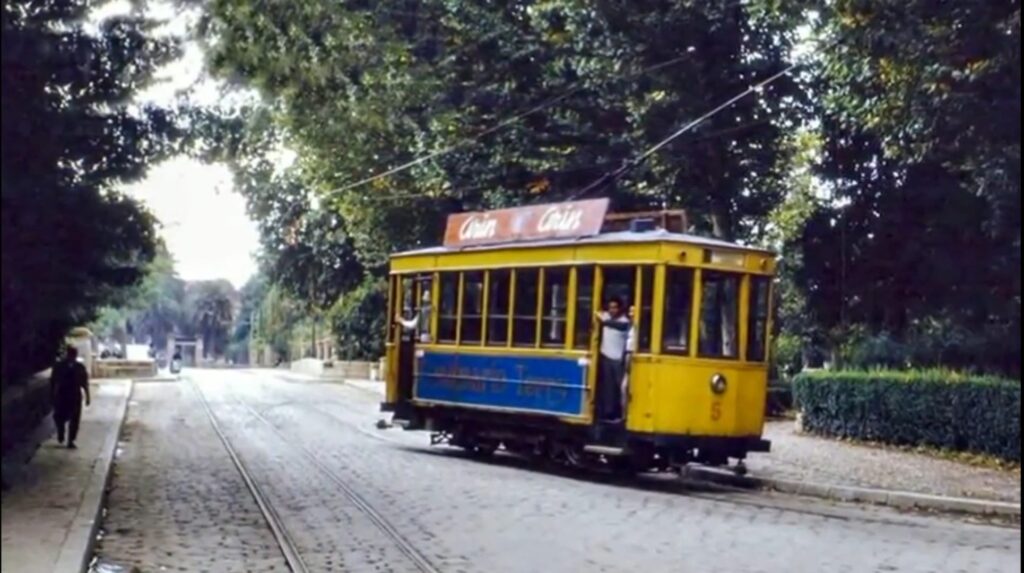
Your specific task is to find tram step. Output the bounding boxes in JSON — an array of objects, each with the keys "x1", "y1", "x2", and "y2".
[{"x1": 583, "y1": 444, "x2": 626, "y2": 457}]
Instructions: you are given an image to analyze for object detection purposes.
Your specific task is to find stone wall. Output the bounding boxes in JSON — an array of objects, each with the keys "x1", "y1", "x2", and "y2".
[
  {"x1": 324, "y1": 360, "x2": 372, "y2": 380},
  {"x1": 290, "y1": 358, "x2": 326, "y2": 377},
  {"x1": 93, "y1": 360, "x2": 157, "y2": 379},
  {"x1": 1, "y1": 371, "x2": 51, "y2": 455},
  {"x1": 290, "y1": 359, "x2": 382, "y2": 381}
]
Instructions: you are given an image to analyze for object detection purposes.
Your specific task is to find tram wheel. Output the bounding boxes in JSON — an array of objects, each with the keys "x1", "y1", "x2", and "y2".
[
  {"x1": 608, "y1": 456, "x2": 639, "y2": 476},
  {"x1": 563, "y1": 445, "x2": 587, "y2": 469},
  {"x1": 469, "y1": 442, "x2": 498, "y2": 458}
]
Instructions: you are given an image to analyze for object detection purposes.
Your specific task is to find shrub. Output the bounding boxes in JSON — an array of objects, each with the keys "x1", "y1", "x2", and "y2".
[{"x1": 793, "y1": 370, "x2": 1021, "y2": 462}]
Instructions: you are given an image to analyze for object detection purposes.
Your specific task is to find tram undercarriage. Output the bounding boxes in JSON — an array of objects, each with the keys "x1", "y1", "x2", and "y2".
[{"x1": 393, "y1": 405, "x2": 767, "y2": 477}]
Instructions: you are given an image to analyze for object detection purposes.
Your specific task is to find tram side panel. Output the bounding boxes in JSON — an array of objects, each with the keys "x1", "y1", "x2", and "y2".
[{"x1": 626, "y1": 360, "x2": 767, "y2": 438}]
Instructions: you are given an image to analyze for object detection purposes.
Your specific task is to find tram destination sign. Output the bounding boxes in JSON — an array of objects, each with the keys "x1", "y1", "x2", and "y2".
[{"x1": 443, "y1": 198, "x2": 610, "y2": 247}]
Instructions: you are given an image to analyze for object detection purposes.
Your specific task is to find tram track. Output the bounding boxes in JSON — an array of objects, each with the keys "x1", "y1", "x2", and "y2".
[
  {"x1": 190, "y1": 378, "x2": 310, "y2": 573},
  {"x1": 254, "y1": 371, "x2": 933, "y2": 524},
  {"x1": 190, "y1": 377, "x2": 441, "y2": 573}
]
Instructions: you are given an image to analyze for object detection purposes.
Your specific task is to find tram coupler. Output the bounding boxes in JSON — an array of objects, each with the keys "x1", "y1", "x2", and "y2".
[
  {"x1": 430, "y1": 431, "x2": 453, "y2": 446},
  {"x1": 732, "y1": 460, "x2": 749, "y2": 477}
]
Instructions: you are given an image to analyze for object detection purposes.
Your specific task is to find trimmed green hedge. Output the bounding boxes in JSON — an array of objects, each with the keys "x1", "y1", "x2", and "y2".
[{"x1": 793, "y1": 370, "x2": 1021, "y2": 462}]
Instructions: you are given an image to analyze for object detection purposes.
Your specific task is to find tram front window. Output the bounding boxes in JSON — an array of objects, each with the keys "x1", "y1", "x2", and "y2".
[
  {"x1": 401, "y1": 276, "x2": 415, "y2": 319},
  {"x1": 663, "y1": 267, "x2": 694, "y2": 354},
  {"x1": 699, "y1": 271, "x2": 740, "y2": 359},
  {"x1": 748, "y1": 276, "x2": 771, "y2": 362}
]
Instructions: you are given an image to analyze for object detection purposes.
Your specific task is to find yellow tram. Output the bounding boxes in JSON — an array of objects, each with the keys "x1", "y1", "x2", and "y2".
[{"x1": 382, "y1": 199, "x2": 775, "y2": 473}]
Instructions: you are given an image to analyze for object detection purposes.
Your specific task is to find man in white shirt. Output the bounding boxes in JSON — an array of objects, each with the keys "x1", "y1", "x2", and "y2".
[
  {"x1": 594, "y1": 297, "x2": 630, "y2": 422},
  {"x1": 393, "y1": 289, "x2": 432, "y2": 343}
]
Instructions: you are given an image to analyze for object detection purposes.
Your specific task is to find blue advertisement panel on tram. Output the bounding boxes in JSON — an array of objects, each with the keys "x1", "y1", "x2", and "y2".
[{"x1": 415, "y1": 351, "x2": 586, "y2": 417}]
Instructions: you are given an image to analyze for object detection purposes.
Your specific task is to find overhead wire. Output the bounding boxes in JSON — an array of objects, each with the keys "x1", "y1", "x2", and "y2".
[
  {"x1": 325, "y1": 52, "x2": 699, "y2": 197},
  {"x1": 324, "y1": 0, "x2": 805, "y2": 200},
  {"x1": 565, "y1": 37, "x2": 834, "y2": 201}
]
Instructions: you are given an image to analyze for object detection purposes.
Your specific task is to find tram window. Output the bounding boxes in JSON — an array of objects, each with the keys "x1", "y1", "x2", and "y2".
[
  {"x1": 699, "y1": 271, "x2": 741, "y2": 359},
  {"x1": 460, "y1": 271, "x2": 485, "y2": 345},
  {"x1": 662, "y1": 267, "x2": 694, "y2": 354},
  {"x1": 574, "y1": 267, "x2": 595, "y2": 349},
  {"x1": 487, "y1": 270, "x2": 511, "y2": 346},
  {"x1": 438, "y1": 273, "x2": 459, "y2": 343},
  {"x1": 602, "y1": 267, "x2": 636, "y2": 309},
  {"x1": 747, "y1": 276, "x2": 771, "y2": 362},
  {"x1": 638, "y1": 266, "x2": 655, "y2": 353},
  {"x1": 401, "y1": 276, "x2": 415, "y2": 319},
  {"x1": 542, "y1": 268, "x2": 569, "y2": 347},
  {"x1": 512, "y1": 268, "x2": 540, "y2": 347}
]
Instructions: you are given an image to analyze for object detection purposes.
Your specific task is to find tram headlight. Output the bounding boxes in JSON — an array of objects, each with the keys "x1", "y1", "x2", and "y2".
[{"x1": 710, "y1": 373, "x2": 728, "y2": 395}]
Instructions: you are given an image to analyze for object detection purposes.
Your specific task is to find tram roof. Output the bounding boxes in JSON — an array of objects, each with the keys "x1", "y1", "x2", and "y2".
[{"x1": 393, "y1": 229, "x2": 773, "y2": 258}]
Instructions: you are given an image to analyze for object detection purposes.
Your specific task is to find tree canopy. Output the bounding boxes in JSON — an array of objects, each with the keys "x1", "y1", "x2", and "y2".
[
  {"x1": 2, "y1": 0, "x2": 181, "y2": 383},
  {"x1": 5, "y1": 0, "x2": 1017, "y2": 377},
  {"x1": 194, "y1": 0, "x2": 1019, "y2": 375},
  {"x1": 800, "y1": 0, "x2": 1021, "y2": 374}
]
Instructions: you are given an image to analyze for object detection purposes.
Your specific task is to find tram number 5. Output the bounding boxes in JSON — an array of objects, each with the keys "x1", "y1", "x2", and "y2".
[{"x1": 711, "y1": 401, "x2": 723, "y2": 422}]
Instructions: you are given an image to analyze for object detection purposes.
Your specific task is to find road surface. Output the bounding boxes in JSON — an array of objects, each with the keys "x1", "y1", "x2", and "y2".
[{"x1": 92, "y1": 369, "x2": 1021, "y2": 573}]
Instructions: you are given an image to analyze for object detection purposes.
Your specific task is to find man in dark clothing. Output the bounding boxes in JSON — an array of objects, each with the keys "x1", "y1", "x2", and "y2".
[{"x1": 50, "y1": 346, "x2": 90, "y2": 449}]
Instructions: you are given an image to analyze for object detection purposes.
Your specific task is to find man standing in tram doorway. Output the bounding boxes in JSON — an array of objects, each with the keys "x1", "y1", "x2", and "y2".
[
  {"x1": 595, "y1": 297, "x2": 630, "y2": 423},
  {"x1": 50, "y1": 345, "x2": 91, "y2": 449}
]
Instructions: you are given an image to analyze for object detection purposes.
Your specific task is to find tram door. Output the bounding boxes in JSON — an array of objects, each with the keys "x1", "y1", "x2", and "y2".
[
  {"x1": 396, "y1": 276, "x2": 429, "y2": 404},
  {"x1": 595, "y1": 266, "x2": 637, "y2": 423}
]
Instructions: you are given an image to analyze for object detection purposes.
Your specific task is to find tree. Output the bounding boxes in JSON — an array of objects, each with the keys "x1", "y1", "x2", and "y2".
[
  {"x1": 200, "y1": 0, "x2": 807, "y2": 260},
  {"x1": 799, "y1": 0, "x2": 1021, "y2": 374},
  {"x1": 327, "y1": 276, "x2": 388, "y2": 361},
  {"x1": 184, "y1": 280, "x2": 237, "y2": 359},
  {"x1": 91, "y1": 242, "x2": 187, "y2": 353},
  {"x1": 194, "y1": 1, "x2": 811, "y2": 362},
  {"x1": 228, "y1": 272, "x2": 269, "y2": 363},
  {"x1": 766, "y1": 129, "x2": 828, "y2": 375},
  {"x1": 254, "y1": 283, "x2": 305, "y2": 362},
  {"x1": 196, "y1": 107, "x2": 364, "y2": 307},
  {"x1": 2, "y1": 0, "x2": 181, "y2": 384}
]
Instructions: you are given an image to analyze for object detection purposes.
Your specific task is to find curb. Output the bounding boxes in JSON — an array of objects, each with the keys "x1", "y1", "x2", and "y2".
[
  {"x1": 133, "y1": 376, "x2": 179, "y2": 383},
  {"x1": 51, "y1": 379, "x2": 135, "y2": 573},
  {"x1": 687, "y1": 466, "x2": 1022, "y2": 518},
  {"x1": 243, "y1": 370, "x2": 1021, "y2": 518},
  {"x1": 337, "y1": 378, "x2": 386, "y2": 398}
]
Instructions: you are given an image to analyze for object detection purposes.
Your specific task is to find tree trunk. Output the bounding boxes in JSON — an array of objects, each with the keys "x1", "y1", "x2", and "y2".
[{"x1": 710, "y1": 208, "x2": 735, "y2": 241}]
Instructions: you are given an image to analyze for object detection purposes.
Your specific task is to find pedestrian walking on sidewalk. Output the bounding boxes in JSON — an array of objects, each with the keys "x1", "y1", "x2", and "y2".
[{"x1": 50, "y1": 345, "x2": 90, "y2": 449}]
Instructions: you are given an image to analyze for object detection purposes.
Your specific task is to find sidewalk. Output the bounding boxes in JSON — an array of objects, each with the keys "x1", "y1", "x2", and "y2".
[
  {"x1": 328, "y1": 376, "x2": 1020, "y2": 515},
  {"x1": 1, "y1": 379, "x2": 131, "y2": 573},
  {"x1": 749, "y1": 421, "x2": 1021, "y2": 504}
]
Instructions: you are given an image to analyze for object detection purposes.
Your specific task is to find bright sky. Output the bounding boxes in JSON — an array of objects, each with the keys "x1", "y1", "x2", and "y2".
[
  {"x1": 96, "y1": 1, "x2": 261, "y2": 289},
  {"x1": 122, "y1": 158, "x2": 258, "y2": 288}
]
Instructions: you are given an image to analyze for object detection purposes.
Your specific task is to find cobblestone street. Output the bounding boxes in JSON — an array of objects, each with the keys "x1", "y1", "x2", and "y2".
[{"x1": 93, "y1": 370, "x2": 1021, "y2": 573}]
